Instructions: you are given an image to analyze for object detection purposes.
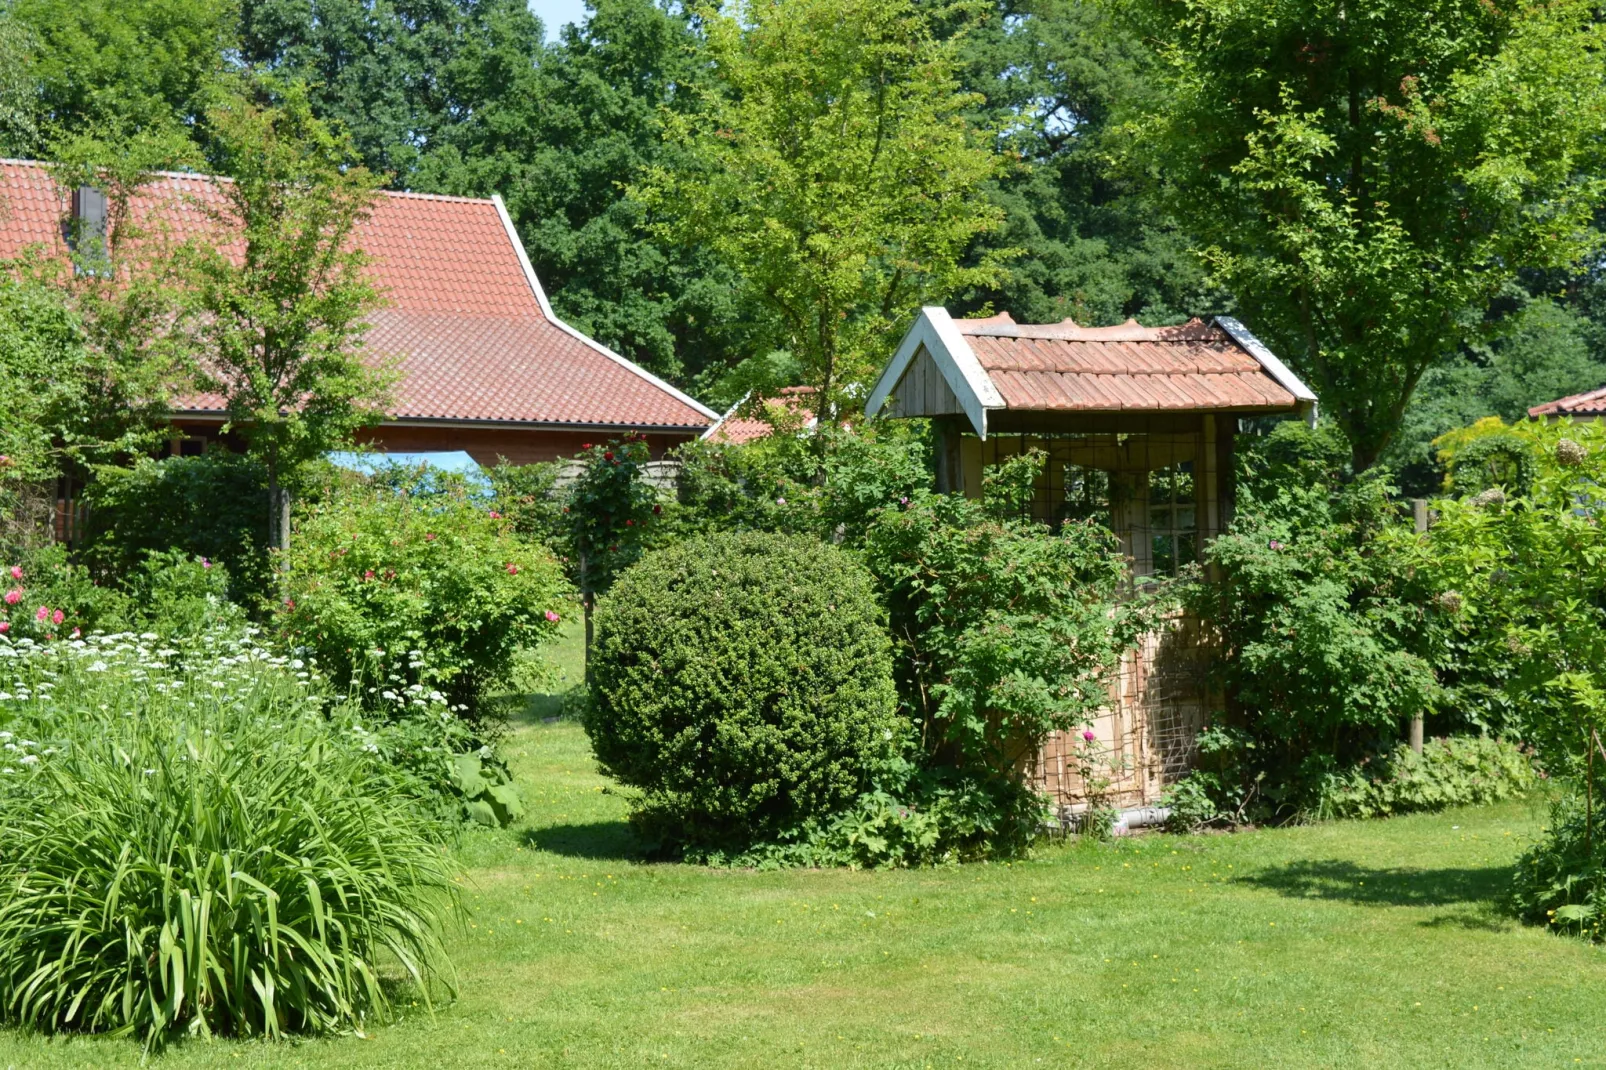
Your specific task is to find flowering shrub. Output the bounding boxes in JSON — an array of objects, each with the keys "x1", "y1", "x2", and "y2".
[
  {"x1": 0, "y1": 546, "x2": 240, "y2": 641},
  {"x1": 0, "y1": 628, "x2": 459, "y2": 1045},
  {"x1": 585, "y1": 531, "x2": 903, "y2": 853},
  {"x1": 283, "y1": 479, "x2": 570, "y2": 717},
  {"x1": 1182, "y1": 422, "x2": 1440, "y2": 820},
  {"x1": 861, "y1": 476, "x2": 1151, "y2": 855}
]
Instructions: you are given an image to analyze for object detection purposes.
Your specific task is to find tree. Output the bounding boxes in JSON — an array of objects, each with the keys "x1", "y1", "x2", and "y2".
[
  {"x1": 632, "y1": 0, "x2": 1010, "y2": 421},
  {"x1": 1117, "y1": 0, "x2": 1606, "y2": 470},
  {"x1": 188, "y1": 81, "x2": 393, "y2": 556},
  {"x1": 952, "y1": 0, "x2": 1218, "y2": 326},
  {"x1": 5, "y1": 0, "x2": 234, "y2": 155},
  {"x1": 0, "y1": 16, "x2": 39, "y2": 155}
]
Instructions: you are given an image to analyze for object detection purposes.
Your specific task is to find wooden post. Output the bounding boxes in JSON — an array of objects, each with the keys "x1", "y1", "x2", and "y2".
[{"x1": 1410, "y1": 498, "x2": 1430, "y2": 754}]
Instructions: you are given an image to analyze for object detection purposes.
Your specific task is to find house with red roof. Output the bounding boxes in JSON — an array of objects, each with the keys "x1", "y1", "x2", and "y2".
[
  {"x1": 1530, "y1": 386, "x2": 1606, "y2": 421},
  {"x1": 0, "y1": 160, "x2": 716, "y2": 465}
]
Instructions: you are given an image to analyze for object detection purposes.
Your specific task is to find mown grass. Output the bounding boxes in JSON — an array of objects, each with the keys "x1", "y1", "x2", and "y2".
[{"x1": 2, "y1": 630, "x2": 1603, "y2": 1067}]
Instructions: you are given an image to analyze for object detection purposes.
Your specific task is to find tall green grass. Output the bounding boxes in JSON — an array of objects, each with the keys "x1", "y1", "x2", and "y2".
[{"x1": 0, "y1": 631, "x2": 460, "y2": 1047}]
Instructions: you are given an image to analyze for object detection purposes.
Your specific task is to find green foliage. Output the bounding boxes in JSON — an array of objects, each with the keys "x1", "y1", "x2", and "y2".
[
  {"x1": 564, "y1": 434, "x2": 662, "y2": 604},
  {"x1": 81, "y1": 452, "x2": 273, "y2": 606},
  {"x1": 632, "y1": 0, "x2": 1009, "y2": 413},
  {"x1": 1512, "y1": 794, "x2": 1606, "y2": 942},
  {"x1": 340, "y1": 705, "x2": 524, "y2": 829},
  {"x1": 5, "y1": 0, "x2": 234, "y2": 154},
  {"x1": 1117, "y1": 0, "x2": 1606, "y2": 470},
  {"x1": 953, "y1": 0, "x2": 1219, "y2": 327},
  {"x1": 0, "y1": 17, "x2": 38, "y2": 155},
  {"x1": 0, "y1": 629, "x2": 459, "y2": 1046},
  {"x1": 1316, "y1": 737, "x2": 1537, "y2": 821},
  {"x1": 283, "y1": 476, "x2": 571, "y2": 717},
  {"x1": 1183, "y1": 422, "x2": 1439, "y2": 819},
  {"x1": 0, "y1": 276, "x2": 92, "y2": 496},
  {"x1": 1387, "y1": 298, "x2": 1606, "y2": 495},
  {"x1": 864, "y1": 481, "x2": 1144, "y2": 778},
  {"x1": 0, "y1": 545, "x2": 241, "y2": 641},
  {"x1": 585, "y1": 531, "x2": 903, "y2": 853},
  {"x1": 188, "y1": 78, "x2": 394, "y2": 546},
  {"x1": 671, "y1": 423, "x2": 932, "y2": 544},
  {"x1": 1413, "y1": 418, "x2": 1606, "y2": 778}
]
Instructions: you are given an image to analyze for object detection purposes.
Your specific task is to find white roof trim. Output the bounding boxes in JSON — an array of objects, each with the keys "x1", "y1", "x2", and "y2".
[
  {"x1": 865, "y1": 307, "x2": 1003, "y2": 438},
  {"x1": 491, "y1": 195, "x2": 719, "y2": 424},
  {"x1": 1214, "y1": 316, "x2": 1317, "y2": 405},
  {"x1": 700, "y1": 392, "x2": 751, "y2": 440}
]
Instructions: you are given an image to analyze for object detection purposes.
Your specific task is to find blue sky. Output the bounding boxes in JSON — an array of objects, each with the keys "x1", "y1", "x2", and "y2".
[{"x1": 528, "y1": 0, "x2": 590, "y2": 41}]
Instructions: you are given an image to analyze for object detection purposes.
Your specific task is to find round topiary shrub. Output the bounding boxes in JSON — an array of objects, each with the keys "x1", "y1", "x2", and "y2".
[{"x1": 585, "y1": 531, "x2": 902, "y2": 851}]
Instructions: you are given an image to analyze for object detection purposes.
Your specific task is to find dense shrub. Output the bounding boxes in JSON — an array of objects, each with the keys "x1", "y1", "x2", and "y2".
[
  {"x1": 1316, "y1": 736, "x2": 1538, "y2": 820},
  {"x1": 1512, "y1": 794, "x2": 1606, "y2": 942},
  {"x1": 0, "y1": 545, "x2": 241, "y2": 640},
  {"x1": 671, "y1": 423, "x2": 930, "y2": 544},
  {"x1": 283, "y1": 479, "x2": 570, "y2": 717},
  {"x1": 1183, "y1": 422, "x2": 1441, "y2": 820},
  {"x1": 861, "y1": 471, "x2": 1151, "y2": 854},
  {"x1": 81, "y1": 452, "x2": 274, "y2": 606},
  {"x1": 0, "y1": 629, "x2": 459, "y2": 1045},
  {"x1": 585, "y1": 531, "x2": 902, "y2": 852}
]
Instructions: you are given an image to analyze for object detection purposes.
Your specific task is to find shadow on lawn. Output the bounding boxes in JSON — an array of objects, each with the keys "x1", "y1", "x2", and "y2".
[
  {"x1": 1242, "y1": 858, "x2": 1511, "y2": 911},
  {"x1": 525, "y1": 820, "x2": 642, "y2": 861}
]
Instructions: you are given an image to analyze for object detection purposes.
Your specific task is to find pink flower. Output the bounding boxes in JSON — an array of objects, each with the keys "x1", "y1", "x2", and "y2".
[
  {"x1": 363, "y1": 570, "x2": 375, "y2": 580},
  {"x1": 0, "y1": 622, "x2": 8, "y2": 634},
  {"x1": 70, "y1": 627, "x2": 80, "y2": 638},
  {"x1": 489, "y1": 510, "x2": 502, "y2": 519},
  {"x1": 35, "y1": 606, "x2": 48, "y2": 622},
  {"x1": 201, "y1": 558, "x2": 212, "y2": 569},
  {"x1": 3, "y1": 589, "x2": 19, "y2": 606},
  {"x1": 7, "y1": 566, "x2": 19, "y2": 580},
  {"x1": 506, "y1": 563, "x2": 519, "y2": 575},
  {"x1": 1082, "y1": 729, "x2": 1096, "y2": 742},
  {"x1": 776, "y1": 497, "x2": 787, "y2": 506},
  {"x1": 545, "y1": 610, "x2": 560, "y2": 623},
  {"x1": 425, "y1": 533, "x2": 437, "y2": 541},
  {"x1": 51, "y1": 610, "x2": 64, "y2": 626}
]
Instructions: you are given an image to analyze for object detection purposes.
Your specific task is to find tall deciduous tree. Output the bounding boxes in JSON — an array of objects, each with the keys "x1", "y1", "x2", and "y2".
[
  {"x1": 189, "y1": 81, "x2": 393, "y2": 554},
  {"x1": 1117, "y1": 0, "x2": 1606, "y2": 470},
  {"x1": 632, "y1": 0, "x2": 1010, "y2": 421},
  {"x1": 5, "y1": 0, "x2": 235, "y2": 154}
]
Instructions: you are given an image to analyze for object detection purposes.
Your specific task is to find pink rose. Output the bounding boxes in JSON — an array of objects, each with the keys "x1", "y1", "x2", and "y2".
[
  {"x1": 51, "y1": 610, "x2": 64, "y2": 626},
  {"x1": 70, "y1": 627, "x2": 80, "y2": 638},
  {"x1": 0, "y1": 622, "x2": 9, "y2": 634},
  {"x1": 3, "y1": 589, "x2": 19, "y2": 606},
  {"x1": 363, "y1": 570, "x2": 375, "y2": 580},
  {"x1": 7, "y1": 566, "x2": 19, "y2": 580},
  {"x1": 35, "y1": 606, "x2": 48, "y2": 622},
  {"x1": 201, "y1": 557, "x2": 212, "y2": 569},
  {"x1": 1082, "y1": 730, "x2": 1096, "y2": 742},
  {"x1": 545, "y1": 610, "x2": 560, "y2": 623},
  {"x1": 506, "y1": 563, "x2": 519, "y2": 575}
]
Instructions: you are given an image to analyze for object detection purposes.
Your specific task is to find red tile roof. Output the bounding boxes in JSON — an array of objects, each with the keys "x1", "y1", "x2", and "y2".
[
  {"x1": 955, "y1": 313, "x2": 1299, "y2": 412},
  {"x1": 0, "y1": 159, "x2": 714, "y2": 430},
  {"x1": 703, "y1": 386, "x2": 819, "y2": 444},
  {"x1": 1530, "y1": 386, "x2": 1606, "y2": 418}
]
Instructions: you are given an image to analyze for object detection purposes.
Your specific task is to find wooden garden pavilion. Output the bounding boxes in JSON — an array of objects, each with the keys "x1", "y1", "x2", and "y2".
[{"x1": 865, "y1": 308, "x2": 1316, "y2": 812}]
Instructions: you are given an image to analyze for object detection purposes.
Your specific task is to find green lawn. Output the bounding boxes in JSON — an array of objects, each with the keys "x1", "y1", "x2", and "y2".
[{"x1": 4, "y1": 646, "x2": 1604, "y2": 1067}]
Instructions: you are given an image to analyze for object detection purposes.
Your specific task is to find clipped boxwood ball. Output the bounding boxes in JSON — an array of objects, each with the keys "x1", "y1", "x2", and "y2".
[{"x1": 585, "y1": 531, "x2": 902, "y2": 849}]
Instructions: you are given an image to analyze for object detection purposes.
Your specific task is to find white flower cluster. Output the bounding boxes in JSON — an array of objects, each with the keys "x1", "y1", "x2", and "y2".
[{"x1": 0, "y1": 628, "x2": 336, "y2": 773}]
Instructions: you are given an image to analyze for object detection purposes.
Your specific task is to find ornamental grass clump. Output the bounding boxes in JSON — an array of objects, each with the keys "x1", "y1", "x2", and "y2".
[
  {"x1": 585, "y1": 531, "x2": 902, "y2": 853},
  {"x1": 0, "y1": 630, "x2": 459, "y2": 1047}
]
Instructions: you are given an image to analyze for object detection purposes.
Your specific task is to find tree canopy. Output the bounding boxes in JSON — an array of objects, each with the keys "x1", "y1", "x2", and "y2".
[{"x1": 1117, "y1": 0, "x2": 1606, "y2": 470}]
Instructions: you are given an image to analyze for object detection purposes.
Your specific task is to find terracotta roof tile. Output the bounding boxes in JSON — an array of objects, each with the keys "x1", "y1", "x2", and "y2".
[
  {"x1": 1530, "y1": 385, "x2": 1606, "y2": 418},
  {"x1": 959, "y1": 317, "x2": 1298, "y2": 412},
  {"x1": 704, "y1": 386, "x2": 819, "y2": 444},
  {"x1": 0, "y1": 160, "x2": 712, "y2": 430}
]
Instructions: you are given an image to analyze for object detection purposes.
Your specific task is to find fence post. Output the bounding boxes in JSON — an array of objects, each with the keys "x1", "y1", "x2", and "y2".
[{"x1": 1410, "y1": 499, "x2": 1430, "y2": 755}]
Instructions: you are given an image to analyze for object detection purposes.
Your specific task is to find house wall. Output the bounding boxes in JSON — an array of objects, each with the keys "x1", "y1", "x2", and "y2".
[{"x1": 168, "y1": 420, "x2": 700, "y2": 466}]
